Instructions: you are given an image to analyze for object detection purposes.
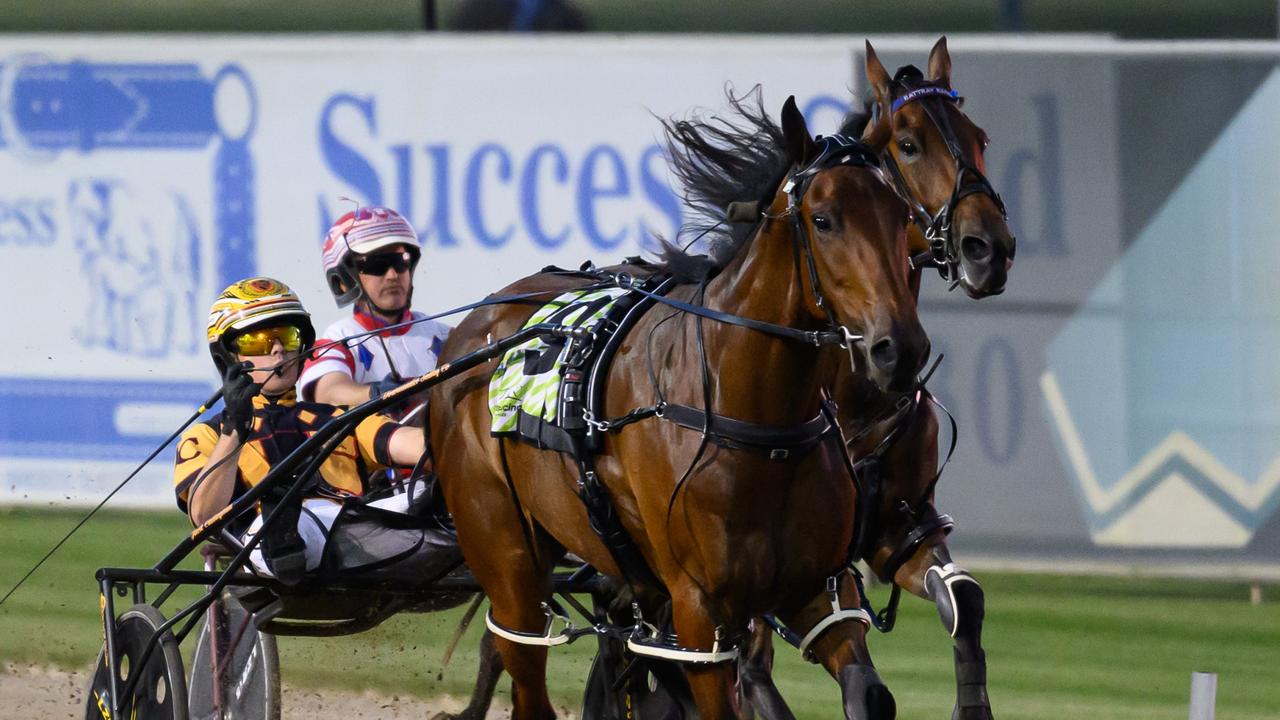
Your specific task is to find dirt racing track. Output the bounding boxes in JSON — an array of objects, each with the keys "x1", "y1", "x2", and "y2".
[{"x1": 2, "y1": 662, "x2": 555, "y2": 719}]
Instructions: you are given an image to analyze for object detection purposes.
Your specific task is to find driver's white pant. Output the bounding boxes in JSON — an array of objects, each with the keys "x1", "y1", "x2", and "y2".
[{"x1": 242, "y1": 486, "x2": 422, "y2": 578}]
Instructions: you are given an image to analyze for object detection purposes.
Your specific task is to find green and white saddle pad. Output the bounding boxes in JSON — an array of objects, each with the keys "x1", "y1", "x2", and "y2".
[{"x1": 489, "y1": 287, "x2": 629, "y2": 433}]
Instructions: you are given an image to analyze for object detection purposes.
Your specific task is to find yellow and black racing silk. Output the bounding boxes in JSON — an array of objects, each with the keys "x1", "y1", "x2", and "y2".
[{"x1": 173, "y1": 389, "x2": 398, "y2": 521}]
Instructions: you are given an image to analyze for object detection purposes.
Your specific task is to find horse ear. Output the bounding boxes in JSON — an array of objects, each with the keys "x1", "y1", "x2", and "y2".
[
  {"x1": 928, "y1": 36, "x2": 952, "y2": 87},
  {"x1": 865, "y1": 41, "x2": 893, "y2": 110},
  {"x1": 781, "y1": 95, "x2": 816, "y2": 166}
]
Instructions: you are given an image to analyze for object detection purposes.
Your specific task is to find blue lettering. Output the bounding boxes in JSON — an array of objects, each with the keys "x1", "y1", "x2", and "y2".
[
  {"x1": 391, "y1": 143, "x2": 414, "y2": 225},
  {"x1": 37, "y1": 200, "x2": 55, "y2": 243},
  {"x1": 520, "y1": 144, "x2": 570, "y2": 249},
  {"x1": 421, "y1": 144, "x2": 458, "y2": 247},
  {"x1": 464, "y1": 143, "x2": 514, "y2": 248},
  {"x1": 1001, "y1": 93, "x2": 1064, "y2": 257},
  {"x1": 638, "y1": 144, "x2": 681, "y2": 250},
  {"x1": 975, "y1": 336, "x2": 1022, "y2": 464},
  {"x1": 577, "y1": 145, "x2": 630, "y2": 249},
  {"x1": 318, "y1": 94, "x2": 382, "y2": 207},
  {"x1": 802, "y1": 94, "x2": 852, "y2": 135}
]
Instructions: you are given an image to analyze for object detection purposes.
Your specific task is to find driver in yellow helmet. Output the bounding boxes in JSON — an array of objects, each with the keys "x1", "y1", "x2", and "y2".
[{"x1": 173, "y1": 277, "x2": 454, "y2": 585}]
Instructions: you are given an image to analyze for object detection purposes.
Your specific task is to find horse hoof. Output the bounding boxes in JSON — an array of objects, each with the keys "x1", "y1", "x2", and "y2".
[
  {"x1": 868, "y1": 684, "x2": 896, "y2": 720},
  {"x1": 952, "y1": 705, "x2": 993, "y2": 720},
  {"x1": 839, "y1": 665, "x2": 895, "y2": 720}
]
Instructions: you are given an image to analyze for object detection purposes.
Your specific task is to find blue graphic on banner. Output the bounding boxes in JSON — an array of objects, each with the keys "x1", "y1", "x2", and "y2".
[
  {"x1": 0, "y1": 57, "x2": 257, "y2": 291},
  {"x1": 68, "y1": 178, "x2": 203, "y2": 357},
  {"x1": 0, "y1": 378, "x2": 216, "y2": 461},
  {"x1": 1041, "y1": 68, "x2": 1280, "y2": 549},
  {"x1": 0, "y1": 56, "x2": 258, "y2": 464}
]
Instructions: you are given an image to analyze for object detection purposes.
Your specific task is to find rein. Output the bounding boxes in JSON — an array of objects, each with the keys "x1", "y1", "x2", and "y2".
[{"x1": 877, "y1": 81, "x2": 1007, "y2": 289}]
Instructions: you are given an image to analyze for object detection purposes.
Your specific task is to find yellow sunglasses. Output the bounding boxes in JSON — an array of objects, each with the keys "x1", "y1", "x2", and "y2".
[{"x1": 230, "y1": 326, "x2": 302, "y2": 356}]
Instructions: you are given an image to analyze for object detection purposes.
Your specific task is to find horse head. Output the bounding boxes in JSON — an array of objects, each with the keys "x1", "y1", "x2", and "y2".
[
  {"x1": 771, "y1": 96, "x2": 930, "y2": 393},
  {"x1": 862, "y1": 37, "x2": 1016, "y2": 298}
]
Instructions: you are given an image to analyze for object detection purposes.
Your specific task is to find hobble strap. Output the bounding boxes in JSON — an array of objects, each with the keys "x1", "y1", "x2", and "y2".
[
  {"x1": 798, "y1": 574, "x2": 872, "y2": 662},
  {"x1": 484, "y1": 603, "x2": 574, "y2": 647},
  {"x1": 627, "y1": 604, "x2": 740, "y2": 664}
]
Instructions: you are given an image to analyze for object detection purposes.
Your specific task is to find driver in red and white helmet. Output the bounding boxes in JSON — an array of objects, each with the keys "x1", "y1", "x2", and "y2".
[{"x1": 300, "y1": 206, "x2": 451, "y2": 425}]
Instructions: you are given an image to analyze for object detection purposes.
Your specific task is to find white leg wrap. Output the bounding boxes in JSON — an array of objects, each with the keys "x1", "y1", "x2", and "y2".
[{"x1": 925, "y1": 562, "x2": 980, "y2": 638}]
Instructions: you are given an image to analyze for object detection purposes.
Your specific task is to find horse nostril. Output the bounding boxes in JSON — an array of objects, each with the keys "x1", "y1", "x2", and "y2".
[
  {"x1": 960, "y1": 234, "x2": 992, "y2": 264},
  {"x1": 869, "y1": 337, "x2": 898, "y2": 373}
]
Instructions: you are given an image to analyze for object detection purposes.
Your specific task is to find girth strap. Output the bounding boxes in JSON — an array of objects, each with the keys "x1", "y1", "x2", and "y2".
[{"x1": 659, "y1": 402, "x2": 835, "y2": 460}]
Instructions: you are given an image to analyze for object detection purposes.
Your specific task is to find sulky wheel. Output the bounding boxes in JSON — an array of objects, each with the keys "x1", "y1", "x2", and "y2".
[
  {"x1": 187, "y1": 591, "x2": 280, "y2": 720},
  {"x1": 85, "y1": 604, "x2": 188, "y2": 720}
]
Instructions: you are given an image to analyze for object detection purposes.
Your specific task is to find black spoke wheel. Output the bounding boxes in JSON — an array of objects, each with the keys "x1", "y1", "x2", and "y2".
[
  {"x1": 188, "y1": 592, "x2": 280, "y2": 720},
  {"x1": 85, "y1": 604, "x2": 188, "y2": 720}
]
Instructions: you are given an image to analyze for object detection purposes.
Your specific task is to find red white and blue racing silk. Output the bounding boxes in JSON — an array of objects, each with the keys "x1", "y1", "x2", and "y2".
[{"x1": 299, "y1": 307, "x2": 451, "y2": 420}]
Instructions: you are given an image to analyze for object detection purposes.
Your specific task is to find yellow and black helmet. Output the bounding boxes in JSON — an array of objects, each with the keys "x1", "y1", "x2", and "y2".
[{"x1": 206, "y1": 277, "x2": 316, "y2": 371}]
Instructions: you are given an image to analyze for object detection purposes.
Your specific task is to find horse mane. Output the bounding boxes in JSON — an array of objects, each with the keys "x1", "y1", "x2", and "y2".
[
  {"x1": 652, "y1": 89, "x2": 879, "y2": 282},
  {"x1": 653, "y1": 87, "x2": 791, "y2": 281}
]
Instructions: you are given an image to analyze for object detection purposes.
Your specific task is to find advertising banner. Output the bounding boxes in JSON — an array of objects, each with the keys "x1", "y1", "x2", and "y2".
[
  {"x1": 0, "y1": 35, "x2": 857, "y2": 506},
  {"x1": 2, "y1": 35, "x2": 1277, "y2": 570}
]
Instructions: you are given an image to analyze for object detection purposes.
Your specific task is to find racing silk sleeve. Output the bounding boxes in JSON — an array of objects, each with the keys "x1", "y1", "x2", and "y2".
[
  {"x1": 348, "y1": 411, "x2": 400, "y2": 469},
  {"x1": 298, "y1": 337, "x2": 356, "y2": 401},
  {"x1": 172, "y1": 421, "x2": 226, "y2": 514}
]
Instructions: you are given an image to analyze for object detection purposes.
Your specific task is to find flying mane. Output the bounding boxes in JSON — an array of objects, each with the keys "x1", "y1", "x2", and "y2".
[{"x1": 656, "y1": 87, "x2": 871, "y2": 281}]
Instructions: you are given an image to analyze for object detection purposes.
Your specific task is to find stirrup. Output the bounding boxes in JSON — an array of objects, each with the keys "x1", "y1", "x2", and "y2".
[
  {"x1": 624, "y1": 603, "x2": 739, "y2": 665},
  {"x1": 485, "y1": 602, "x2": 574, "y2": 647}
]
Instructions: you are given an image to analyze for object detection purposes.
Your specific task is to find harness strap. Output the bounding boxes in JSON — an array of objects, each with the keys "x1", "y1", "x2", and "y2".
[
  {"x1": 609, "y1": 271, "x2": 853, "y2": 348},
  {"x1": 573, "y1": 450, "x2": 662, "y2": 590},
  {"x1": 660, "y1": 402, "x2": 835, "y2": 460}
]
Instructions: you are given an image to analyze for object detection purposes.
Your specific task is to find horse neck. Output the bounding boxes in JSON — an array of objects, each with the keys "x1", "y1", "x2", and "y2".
[{"x1": 698, "y1": 212, "x2": 830, "y2": 424}]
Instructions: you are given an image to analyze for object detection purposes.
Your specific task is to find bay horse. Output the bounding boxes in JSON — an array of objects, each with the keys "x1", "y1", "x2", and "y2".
[
  {"x1": 862, "y1": 37, "x2": 1015, "y2": 300},
  {"x1": 431, "y1": 94, "x2": 924, "y2": 719},
  {"x1": 740, "y1": 39, "x2": 1016, "y2": 720}
]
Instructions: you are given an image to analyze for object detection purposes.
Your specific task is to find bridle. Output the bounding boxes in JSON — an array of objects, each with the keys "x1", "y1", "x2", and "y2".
[
  {"x1": 874, "y1": 79, "x2": 1008, "y2": 290},
  {"x1": 781, "y1": 133, "x2": 887, "y2": 343}
]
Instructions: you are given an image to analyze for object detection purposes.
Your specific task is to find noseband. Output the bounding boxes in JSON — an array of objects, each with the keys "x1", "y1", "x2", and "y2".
[{"x1": 876, "y1": 81, "x2": 1007, "y2": 290}]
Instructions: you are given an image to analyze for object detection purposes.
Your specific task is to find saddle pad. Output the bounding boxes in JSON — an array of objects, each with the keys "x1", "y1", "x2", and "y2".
[{"x1": 489, "y1": 286, "x2": 628, "y2": 433}]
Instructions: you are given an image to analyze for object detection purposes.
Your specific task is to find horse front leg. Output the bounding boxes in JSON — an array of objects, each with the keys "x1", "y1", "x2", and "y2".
[
  {"x1": 897, "y1": 542, "x2": 991, "y2": 720},
  {"x1": 777, "y1": 573, "x2": 895, "y2": 720},
  {"x1": 668, "y1": 582, "x2": 748, "y2": 720},
  {"x1": 737, "y1": 619, "x2": 795, "y2": 720}
]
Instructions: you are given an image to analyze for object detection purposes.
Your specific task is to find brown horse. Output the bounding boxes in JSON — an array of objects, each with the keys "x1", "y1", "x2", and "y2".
[
  {"x1": 861, "y1": 38, "x2": 1015, "y2": 300},
  {"x1": 431, "y1": 94, "x2": 925, "y2": 719},
  {"x1": 738, "y1": 39, "x2": 1014, "y2": 720}
]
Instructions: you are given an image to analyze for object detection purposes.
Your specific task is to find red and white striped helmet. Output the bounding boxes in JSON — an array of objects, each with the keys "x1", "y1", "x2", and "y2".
[{"x1": 321, "y1": 206, "x2": 421, "y2": 307}]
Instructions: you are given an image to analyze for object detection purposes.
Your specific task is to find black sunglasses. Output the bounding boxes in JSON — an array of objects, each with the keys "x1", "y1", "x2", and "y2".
[{"x1": 356, "y1": 250, "x2": 415, "y2": 276}]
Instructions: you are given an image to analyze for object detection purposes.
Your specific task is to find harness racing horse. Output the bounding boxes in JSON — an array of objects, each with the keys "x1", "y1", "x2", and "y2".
[
  {"x1": 740, "y1": 38, "x2": 1017, "y2": 720},
  {"x1": 431, "y1": 94, "x2": 926, "y2": 719}
]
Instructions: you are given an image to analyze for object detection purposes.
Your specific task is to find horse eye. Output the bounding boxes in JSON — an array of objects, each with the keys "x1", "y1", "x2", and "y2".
[
  {"x1": 897, "y1": 139, "x2": 919, "y2": 157},
  {"x1": 812, "y1": 215, "x2": 832, "y2": 232}
]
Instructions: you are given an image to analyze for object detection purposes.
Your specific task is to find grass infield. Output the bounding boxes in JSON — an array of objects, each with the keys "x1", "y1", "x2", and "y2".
[{"x1": 1, "y1": 506, "x2": 1278, "y2": 718}]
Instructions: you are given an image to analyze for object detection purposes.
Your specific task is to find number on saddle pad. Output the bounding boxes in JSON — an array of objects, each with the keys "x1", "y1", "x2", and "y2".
[{"x1": 488, "y1": 287, "x2": 628, "y2": 436}]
